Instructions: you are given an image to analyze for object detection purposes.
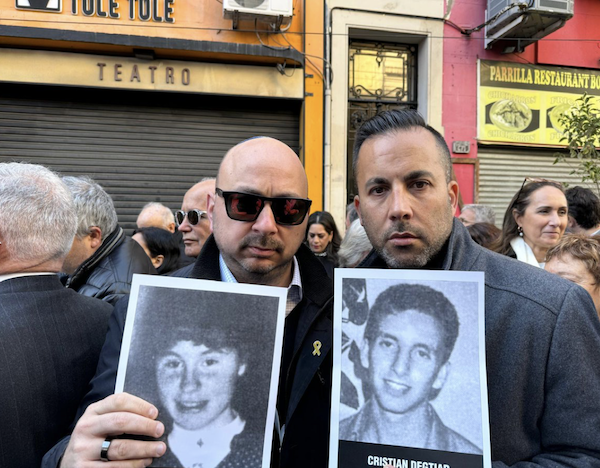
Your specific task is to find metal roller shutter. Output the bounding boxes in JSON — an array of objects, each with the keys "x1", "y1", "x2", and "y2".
[
  {"x1": 0, "y1": 84, "x2": 301, "y2": 233},
  {"x1": 478, "y1": 146, "x2": 597, "y2": 226}
]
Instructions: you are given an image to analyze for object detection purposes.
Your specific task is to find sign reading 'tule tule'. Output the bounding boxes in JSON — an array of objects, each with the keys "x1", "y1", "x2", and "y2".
[{"x1": 16, "y1": 0, "x2": 174, "y2": 23}]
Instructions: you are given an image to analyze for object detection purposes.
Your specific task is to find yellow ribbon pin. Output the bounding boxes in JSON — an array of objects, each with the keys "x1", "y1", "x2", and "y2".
[{"x1": 312, "y1": 340, "x2": 322, "y2": 356}]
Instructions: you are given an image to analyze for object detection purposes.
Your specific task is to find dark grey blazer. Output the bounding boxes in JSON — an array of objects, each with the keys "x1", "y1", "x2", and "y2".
[{"x1": 0, "y1": 274, "x2": 112, "y2": 468}]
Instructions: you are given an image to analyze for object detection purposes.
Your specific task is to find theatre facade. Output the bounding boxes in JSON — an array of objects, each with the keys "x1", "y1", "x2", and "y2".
[{"x1": 0, "y1": 0, "x2": 325, "y2": 230}]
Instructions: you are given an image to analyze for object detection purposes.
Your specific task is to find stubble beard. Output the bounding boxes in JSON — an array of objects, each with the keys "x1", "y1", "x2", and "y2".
[
  {"x1": 371, "y1": 217, "x2": 453, "y2": 269},
  {"x1": 218, "y1": 233, "x2": 292, "y2": 284}
]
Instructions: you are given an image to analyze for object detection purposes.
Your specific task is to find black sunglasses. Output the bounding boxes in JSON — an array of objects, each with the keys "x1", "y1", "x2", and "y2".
[
  {"x1": 175, "y1": 209, "x2": 207, "y2": 226},
  {"x1": 216, "y1": 188, "x2": 312, "y2": 226}
]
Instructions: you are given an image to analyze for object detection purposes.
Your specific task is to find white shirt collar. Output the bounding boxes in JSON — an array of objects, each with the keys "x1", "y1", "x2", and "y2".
[
  {"x1": 0, "y1": 272, "x2": 56, "y2": 283},
  {"x1": 218, "y1": 254, "x2": 303, "y2": 315},
  {"x1": 168, "y1": 415, "x2": 245, "y2": 468}
]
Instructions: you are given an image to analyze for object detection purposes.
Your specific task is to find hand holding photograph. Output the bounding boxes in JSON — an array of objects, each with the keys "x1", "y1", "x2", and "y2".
[{"x1": 116, "y1": 275, "x2": 287, "y2": 468}]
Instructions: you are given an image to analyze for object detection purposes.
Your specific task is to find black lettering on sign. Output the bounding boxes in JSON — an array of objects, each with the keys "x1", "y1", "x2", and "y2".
[
  {"x1": 130, "y1": 65, "x2": 141, "y2": 82},
  {"x1": 96, "y1": 0, "x2": 107, "y2": 17},
  {"x1": 182, "y1": 68, "x2": 190, "y2": 85},
  {"x1": 82, "y1": 0, "x2": 93, "y2": 15},
  {"x1": 108, "y1": 0, "x2": 119, "y2": 18},
  {"x1": 166, "y1": 67, "x2": 174, "y2": 84},
  {"x1": 128, "y1": 0, "x2": 135, "y2": 19},
  {"x1": 148, "y1": 66, "x2": 157, "y2": 84},
  {"x1": 138, "y1": 0, "x2": 150, "y2": 20},
  {"x1": 164, "y1": 0, "x2": 174, "y2": 22},
  {"x1": 97, "y1": 63, "x2": 106, "y2": 81}
]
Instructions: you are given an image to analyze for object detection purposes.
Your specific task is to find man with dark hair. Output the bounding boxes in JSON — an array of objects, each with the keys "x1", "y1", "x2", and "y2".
[
  {"x1": 0, "y1": 163, "x2": 112, "y2": 468},
  {"x1": 44, "y1": 137, "x2": 333, "y2": 468},
  {"x1": 340, "y1": 284, "x2": 480, "y2": 453},
  {"x1": 565, "y1": 186, "x2": 600, "y2": 235},
  {"x1": 353, "y1": 109, "x2": 600, "y2": 467}
]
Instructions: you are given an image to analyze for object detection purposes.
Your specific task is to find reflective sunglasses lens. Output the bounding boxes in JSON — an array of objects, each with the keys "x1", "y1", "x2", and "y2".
[
  {"x1": 187, "y1": 210, "x2": 199, "y2": 225},
  {"x1": 272, "y1": 198, "x2": 310, "y2": 225},
  {"x1": 175, "y1": 210, "x2": 185, "y2": 225},
  {"x1": 227, "y1": 193, "x2": 263, "y2": 221}
]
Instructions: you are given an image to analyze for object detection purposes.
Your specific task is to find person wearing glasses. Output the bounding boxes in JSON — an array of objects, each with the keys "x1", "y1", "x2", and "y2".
[
  {"x1": 44, "y1": 137, "x2": 334, "y2": 468},
  {"x1": 176, "y1": 178, "x2": 216, "y2": 259},
  {"x1": 496, "y1": 178, "x2": 568, "y2": 267}
]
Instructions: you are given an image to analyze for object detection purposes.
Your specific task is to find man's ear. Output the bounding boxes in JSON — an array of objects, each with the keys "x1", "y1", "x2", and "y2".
[
  {"x1": 447, "y1": 181, "x2": 459, "y2": 212},
  {"x1": 88, "y1": 227, "x2": 103, "y2": 250},
  {"x1": 360, "y1": 338, "x2": 370, "y2": 369},
  {"x1": 354, "y1": 195, "x2": 363, "y2": 226},
  {"x1": 432, "y1": 362, "x2": 450, "y2": 391},
  {"x1": 207, "y1": 192, "x2": 216, "y2": 231},
  {"x1": 568, "y1": 216, "x2": 577, "y2": 229},
  {"x1": 152, "y1": 254, "x2": 164, "y2": 269},
  {"x1": 167, "y1": 222, "x2": 176, "y2": 234}
]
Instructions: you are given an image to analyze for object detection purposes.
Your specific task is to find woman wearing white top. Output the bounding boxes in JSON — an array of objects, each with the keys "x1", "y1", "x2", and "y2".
[{"x1": 496, "y1": 178, "x2": 568, "y2": 268}]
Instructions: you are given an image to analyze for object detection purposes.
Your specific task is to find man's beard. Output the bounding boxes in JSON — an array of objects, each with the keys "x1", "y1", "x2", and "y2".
[
  {"x1": 374, "y1": 220, "x2": 452, "y2": 269},
  {"x1": 238, "y1": 234, "x2": 286, "y2": 275}
]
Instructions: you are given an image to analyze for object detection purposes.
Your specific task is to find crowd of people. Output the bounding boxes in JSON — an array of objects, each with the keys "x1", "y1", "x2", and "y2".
[{"x1": 2, "y1": 109, "x2": 600, "y2": 468}]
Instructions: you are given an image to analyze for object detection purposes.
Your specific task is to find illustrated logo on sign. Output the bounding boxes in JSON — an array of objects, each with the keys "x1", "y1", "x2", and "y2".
[{"x1": 16, "y1": 0, "x2": 61, "y2": 12}]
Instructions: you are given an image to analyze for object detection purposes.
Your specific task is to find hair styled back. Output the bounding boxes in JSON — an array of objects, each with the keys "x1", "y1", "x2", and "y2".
[
  {"x1": 306, "y1": 211, "x2": 342, "y2": 254},
  {"x1": 338, "y1": 219, "x2": 372, "y2": 268},
  {"x1": 462, "y1": 204, "x2": 496, "y2": 225},
  {"x1": 352, "y1": 109, "x2": 452, "y2": 183},
  {"x1": 62, "y1": 175, "x2": 118, "y2": 238},
  {"x1": 364, "y1": 283, "x2": 459, "y2": 366},
  {"x1": 134, "y1": 227, "x2": 180, "y2": 275},
  {"x1": 497, "y1": 180, "x2": 565, "y2": 256},
  {"x1": 546, "y1": 234, "x2": 600, "y2": 287},
  {"x1": 0, "y1": 163, "x2": 76, "y2": 263}
]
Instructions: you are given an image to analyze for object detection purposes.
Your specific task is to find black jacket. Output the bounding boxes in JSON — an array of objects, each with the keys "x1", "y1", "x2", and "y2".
[
  {"x1": 0, "y1": 275, "x2": 112, "y2": 468},
  {"x1": 64, "y1": 226, "x2": 156, "y2": 305},
  {"x1": 44, "y1": 235, "x2": 333, "y2": 468}
]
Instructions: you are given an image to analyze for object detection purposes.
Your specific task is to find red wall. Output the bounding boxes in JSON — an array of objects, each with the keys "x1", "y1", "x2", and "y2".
[{"x1": 443, "y1": 0, "x2": 600, "y2": 204}]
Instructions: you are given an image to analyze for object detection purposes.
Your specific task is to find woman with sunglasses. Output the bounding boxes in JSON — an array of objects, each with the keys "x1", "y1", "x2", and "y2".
[
  {"x1": 305, "y1": 211, "x2": 342, "y2": 277},
  {"x1": 496, "y1": 178, "x2": 568, "y2": 267}
]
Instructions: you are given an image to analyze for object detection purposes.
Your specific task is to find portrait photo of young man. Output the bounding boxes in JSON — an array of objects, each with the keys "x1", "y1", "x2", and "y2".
[{"x1": 331, "y1": 270, "x2": 489, "y2": 468}]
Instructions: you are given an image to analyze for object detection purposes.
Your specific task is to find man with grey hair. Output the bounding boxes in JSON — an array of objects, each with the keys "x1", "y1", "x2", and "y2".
[
  {"x1": 61, "y1": 176, "x2": 155, "y2": 304},
  {"x1": 136, "y1": 201, "x2": 176, "y2": 233},
  {"x1": 458, "y1": 204, "x2": 496, "y2": 226},
  {"x1": 0, "y1": 163, "x2": 112, "y2": 468}
]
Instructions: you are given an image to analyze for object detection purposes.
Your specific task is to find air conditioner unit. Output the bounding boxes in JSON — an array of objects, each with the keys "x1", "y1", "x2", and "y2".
[
  {"x1": 485, "y1": 0, "x2": 573, "y2": 51},
  {"x1": 223, "y1": 0, "x2": 293, "y2": 29}
]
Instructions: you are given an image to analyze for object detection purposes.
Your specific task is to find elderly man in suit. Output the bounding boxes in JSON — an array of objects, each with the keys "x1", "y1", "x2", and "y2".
[{"x1": 0, "y1": 163, "x2": 113, "y2": 468}]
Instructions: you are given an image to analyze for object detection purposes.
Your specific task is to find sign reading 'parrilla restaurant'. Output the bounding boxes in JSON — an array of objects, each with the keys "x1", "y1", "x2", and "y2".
[{"x1": 478, "y1": 60, "x2": 600, "y2": 146}]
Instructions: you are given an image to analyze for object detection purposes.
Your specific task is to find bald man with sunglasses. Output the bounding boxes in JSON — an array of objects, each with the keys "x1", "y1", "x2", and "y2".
[
  {"x1": 177, "y1": 178, "x2": 216, "y2": 258},
  {"x1": 43, "y1": 137, "x2": 334, "y2": 468}
]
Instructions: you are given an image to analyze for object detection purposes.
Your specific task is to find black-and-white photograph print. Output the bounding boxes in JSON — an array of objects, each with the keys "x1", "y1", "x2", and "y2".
[
  {"x1": 116, "y1": 275, "x2": 287, "y2": 468},
  {"x1": 330, "y1": 269, "x2": 490, "y2": 468}
]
